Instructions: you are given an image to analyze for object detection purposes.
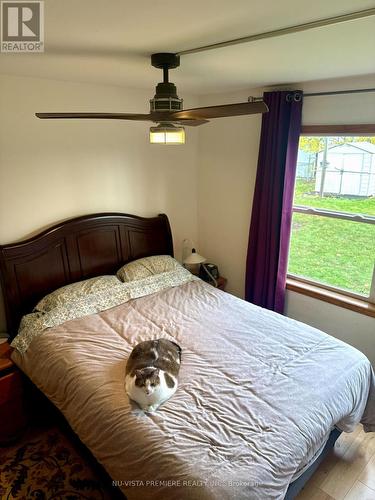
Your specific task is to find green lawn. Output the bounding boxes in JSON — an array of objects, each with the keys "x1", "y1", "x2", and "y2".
[
  {"x1": 288, "y1": 180, "x2": 375, "y2": 295},
  {"x1": 293, "y1": 180, "x2": 375, "y2": 215}
]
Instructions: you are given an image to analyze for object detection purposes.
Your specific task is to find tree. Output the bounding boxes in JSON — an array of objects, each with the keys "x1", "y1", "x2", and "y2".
[{"x1": 299, "y1": 136, "x2": 375, "y2": 154}]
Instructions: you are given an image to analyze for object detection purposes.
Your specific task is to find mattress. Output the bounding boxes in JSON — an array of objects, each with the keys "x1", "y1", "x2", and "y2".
[{"x1": 12, "y1": 279, "x2": 375, "y2": 500}]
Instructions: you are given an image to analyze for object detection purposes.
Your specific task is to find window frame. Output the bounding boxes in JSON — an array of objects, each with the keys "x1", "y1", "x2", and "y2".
[{"x1": 287, "y1": 125, "x2": 375, "y2": 313}]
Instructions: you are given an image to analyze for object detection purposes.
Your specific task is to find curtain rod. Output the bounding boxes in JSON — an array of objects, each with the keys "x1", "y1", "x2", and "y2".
[
  {"x1": 251, "y1": 88, "x2": 375, "y2": 100},
  {"x1": 304, "y1": 88, "x2": 375, "y2": 97},
  {"x1": 177, "y1": 8, "x2": 375, "y2": 56}
]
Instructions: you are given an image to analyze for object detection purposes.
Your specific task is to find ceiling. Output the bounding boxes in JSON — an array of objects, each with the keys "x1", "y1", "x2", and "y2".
[{"x1": 0, "y1": 0, "x2": 374, "y2": 95}]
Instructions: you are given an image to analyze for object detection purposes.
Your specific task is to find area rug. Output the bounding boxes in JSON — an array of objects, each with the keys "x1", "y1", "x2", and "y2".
[{"x1": 0, "y1": 424, "x2": 121, "y2": 499}]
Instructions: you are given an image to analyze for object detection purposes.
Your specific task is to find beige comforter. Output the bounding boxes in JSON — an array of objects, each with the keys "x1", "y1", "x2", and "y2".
[{"x1": 12, "y1": 280, "x2": 375, "y2": 500}]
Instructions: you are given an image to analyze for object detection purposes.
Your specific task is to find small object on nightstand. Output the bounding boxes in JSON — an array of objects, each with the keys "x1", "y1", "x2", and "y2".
[
  {"x1": 215, "y1": 277, "x2": 227, "y2": 291},
  {"x1": 199, "y1": 263, "x2": 220, "y2": 284},
  {"x1": 0, "y1": 342, "x2": 27, "y2": 445}
]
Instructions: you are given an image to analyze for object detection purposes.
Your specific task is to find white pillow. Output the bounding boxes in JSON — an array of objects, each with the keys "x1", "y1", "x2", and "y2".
[
  {"x1": 116, "y1": 255, "x2": 181, "y2": 282},
  {"x1": 35, "y1": 275, "x2": 121, "y2": 312}
]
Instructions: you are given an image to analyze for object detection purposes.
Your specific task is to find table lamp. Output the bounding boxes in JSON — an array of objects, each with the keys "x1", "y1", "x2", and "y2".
[{"x1": 183, "y1": 248, "x2": 206, "y2": 275}]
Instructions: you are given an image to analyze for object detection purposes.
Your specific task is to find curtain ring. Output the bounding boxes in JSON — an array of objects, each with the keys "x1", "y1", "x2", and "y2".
[{"x1": 286, "y1": 92, "x2": 302, "y2": 102}]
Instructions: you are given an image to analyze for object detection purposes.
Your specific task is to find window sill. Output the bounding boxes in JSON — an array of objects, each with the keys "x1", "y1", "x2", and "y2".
[{"x1": 286, "y1": 278, "x2": 375, "y2": 318}]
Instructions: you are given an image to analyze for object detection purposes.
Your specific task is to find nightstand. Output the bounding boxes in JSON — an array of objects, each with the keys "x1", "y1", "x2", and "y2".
[
  {"x1": 215, "y1": 276, "x2": 227, "y2": 291},
  {"x1": 0, "y1": 342, "x2": 27, "y2": 445}
]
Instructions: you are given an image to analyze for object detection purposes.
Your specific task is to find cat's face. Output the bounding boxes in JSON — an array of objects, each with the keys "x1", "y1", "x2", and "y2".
[{"x1": 135, "y1": 368, "x2": 160, "y2": 396}]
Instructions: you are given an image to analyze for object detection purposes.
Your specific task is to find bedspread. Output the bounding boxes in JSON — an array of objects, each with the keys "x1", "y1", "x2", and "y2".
[{"x1": 12, "y1": 280, "x2": 375, "y2": 499}]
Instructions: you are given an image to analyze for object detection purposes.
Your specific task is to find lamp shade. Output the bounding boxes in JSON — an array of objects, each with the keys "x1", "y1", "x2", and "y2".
[
  {"x1": 184, "y1": 248, "x2": 206, "y2": 265},
  {"x1": 150, "y1": 123, "x2": 185, "y2": 144}
]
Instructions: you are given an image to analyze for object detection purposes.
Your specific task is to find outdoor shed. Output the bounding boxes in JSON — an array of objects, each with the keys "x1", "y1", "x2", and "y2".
[{"x1": 315, "y1": 141, "x2": 375, "y2": 197}]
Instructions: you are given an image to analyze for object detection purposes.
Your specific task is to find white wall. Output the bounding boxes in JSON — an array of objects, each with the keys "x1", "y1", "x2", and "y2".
[
  {"x1": 0, "y1": 74, "x2": 199, "y2": 332},
  {"x1": 197, "y1": 90, "x2": 263, "y2": 297},
  {"x1": 197, "y1": 74, "x2": 375, "y2": 365}
]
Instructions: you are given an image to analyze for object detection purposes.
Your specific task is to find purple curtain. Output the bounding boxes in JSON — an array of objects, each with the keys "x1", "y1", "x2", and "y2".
[{"x1": 245, "y1": 90, "x2": 303, "y2": 313}]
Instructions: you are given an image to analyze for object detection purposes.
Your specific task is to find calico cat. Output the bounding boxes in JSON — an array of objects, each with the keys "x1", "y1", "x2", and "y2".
[{"x1": 125, "y1": 339, "x2": 181, "y2": 412}]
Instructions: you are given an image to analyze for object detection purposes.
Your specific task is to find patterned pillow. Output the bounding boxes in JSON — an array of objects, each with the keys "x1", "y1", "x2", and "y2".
[
  {"x1": 116, "y1": 255, "x2": 181, "y2": 282},
  {"x1": 34, "y1": 275, "x2": 121, "y2": 312}
]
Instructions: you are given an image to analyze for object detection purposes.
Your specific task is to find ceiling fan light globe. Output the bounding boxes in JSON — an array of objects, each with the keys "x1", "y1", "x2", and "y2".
[{"x1": 149, "y1": 123, "x2": 185, "y2": 145}]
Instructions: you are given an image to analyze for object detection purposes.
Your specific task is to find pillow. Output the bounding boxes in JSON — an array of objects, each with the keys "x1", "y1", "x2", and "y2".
[
  {"x1": 116, "y1": 255, "x2": 181, "y2": 282},
  {"x1": 35, "y1": 275, "x2": 121, "y2": 312}
]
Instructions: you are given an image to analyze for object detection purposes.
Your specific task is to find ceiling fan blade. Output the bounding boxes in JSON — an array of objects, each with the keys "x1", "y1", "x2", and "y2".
[
  {"x1": 35, "y1": 112, "x2": 155, "y2": 120},
  {"x1": 177, "y1": 119, "x2": 210, "y2": 127},
  {"x1": 35, "y1": 112, "x2": 210, "y2": 126},
  {"x1": 170, "y1": 101, "x2": 268, "y2": 120}
]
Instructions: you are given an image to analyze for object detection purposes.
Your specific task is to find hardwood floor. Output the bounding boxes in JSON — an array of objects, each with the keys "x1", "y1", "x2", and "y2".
[{"x1": 296, "y1": 426, "x2": 375, "y2": 500}]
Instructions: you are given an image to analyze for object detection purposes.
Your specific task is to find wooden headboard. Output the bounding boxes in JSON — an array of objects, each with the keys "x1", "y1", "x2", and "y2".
[{"x1": 0, "y1": 212, "x2": 173, "y2": 338}]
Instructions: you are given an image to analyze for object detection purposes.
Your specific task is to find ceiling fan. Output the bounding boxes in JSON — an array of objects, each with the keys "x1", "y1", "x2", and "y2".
[{"x1": 36, "y1": 53, "x2": 269, "y2": 144}]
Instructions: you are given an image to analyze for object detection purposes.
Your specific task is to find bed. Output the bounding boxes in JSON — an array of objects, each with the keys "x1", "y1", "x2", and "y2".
[{"x1": 1, "y1": 212, "x2": 374, "y2": 500}]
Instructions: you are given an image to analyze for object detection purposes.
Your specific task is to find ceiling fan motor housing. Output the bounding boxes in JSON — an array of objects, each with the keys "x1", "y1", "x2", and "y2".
[
  {"x1": 150, "y1": 82, "x2": 183, "y2": 112},
  {"x1": 150, "y1": 53, "x2": 183, "y2": 113}
]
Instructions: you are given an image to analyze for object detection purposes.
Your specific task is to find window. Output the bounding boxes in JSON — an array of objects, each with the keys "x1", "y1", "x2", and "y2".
[{"x1": 287, "y1": 132, "x2": 375, "y2": 309}]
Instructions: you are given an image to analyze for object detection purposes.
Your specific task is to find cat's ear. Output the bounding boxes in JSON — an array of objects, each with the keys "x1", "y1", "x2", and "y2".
[{"x1": 135, "y1": 369, "x2": 143, "y2": 378}]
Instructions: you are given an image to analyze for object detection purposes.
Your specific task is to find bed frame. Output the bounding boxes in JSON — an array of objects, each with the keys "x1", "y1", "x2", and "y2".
[
  {"x1": 0, "y1": 212, "x2": 173, "y2": 339},
  {"x1": 0, "y1": 212, "x2": 340, "y2": 499}
]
